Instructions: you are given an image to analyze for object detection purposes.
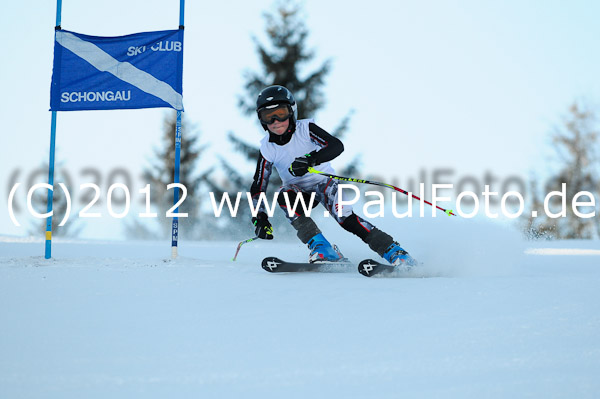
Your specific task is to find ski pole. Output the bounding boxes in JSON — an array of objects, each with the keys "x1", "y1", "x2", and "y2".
[
  {"x1": 232, "y1": 236, "x2": 259, "y2": 261},
  {"x1": 307, "y1": 167, "x2": 456, "y2": 216}
]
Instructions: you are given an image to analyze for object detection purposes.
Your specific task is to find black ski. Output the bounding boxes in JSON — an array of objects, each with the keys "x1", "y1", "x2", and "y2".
[
  {"x1": 358, "y1": 259, "x2": 398, "y2": 277},
  {"x1": 261, "y1": 257, "x2": 351, "y2": 273}
]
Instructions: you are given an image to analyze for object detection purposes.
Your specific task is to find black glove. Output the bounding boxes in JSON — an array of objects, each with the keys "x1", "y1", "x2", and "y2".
[
  {"x1": 289, "y1": 152, "x2": 318, "y2": 177},
  {"x1": 252, "y1": 212, "x2": 274, "y2": 239}
]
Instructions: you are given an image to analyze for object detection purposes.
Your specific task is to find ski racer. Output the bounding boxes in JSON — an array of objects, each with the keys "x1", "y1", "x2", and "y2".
[{"x1": 250, "y1": 85, "x2": 417, "y2": 266}]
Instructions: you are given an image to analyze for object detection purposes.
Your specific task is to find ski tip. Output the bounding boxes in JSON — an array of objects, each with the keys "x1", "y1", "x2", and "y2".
[
  {"x1": 261, "y1": 257, "x2": 283, "y2": 273},
  {"x1": 358, "y1": 258, "x2": 408, "y2": 277},
  {"x1": 358, "y1": 259, "x2": 380, "y2": 277}
]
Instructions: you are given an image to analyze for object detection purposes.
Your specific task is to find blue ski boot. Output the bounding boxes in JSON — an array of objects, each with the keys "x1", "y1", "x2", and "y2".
[
  {"x1": 383, "y1": 242, "x2": 418, "y2": 268},
  {"x1": 307, "y1": 233, "x2": 345, "y2": 263}
]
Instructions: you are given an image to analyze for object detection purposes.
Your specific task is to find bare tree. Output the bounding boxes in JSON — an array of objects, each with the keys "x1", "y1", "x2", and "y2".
[{"x1": 523, "y1": 101, "x2": 600, "y2": 239}]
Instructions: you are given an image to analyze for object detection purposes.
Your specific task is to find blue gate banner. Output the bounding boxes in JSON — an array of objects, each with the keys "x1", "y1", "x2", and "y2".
[{"x1": 50, "y1": 29, "x2": 184, "y2": 111}]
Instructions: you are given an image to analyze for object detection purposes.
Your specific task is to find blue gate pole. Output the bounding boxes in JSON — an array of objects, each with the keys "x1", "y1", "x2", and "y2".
[
  {"x1": 171, "y1": 0, "x2": 185, "y2": 259},
  {"x1": 179, "y1": 0, "x2": 185, "y2": 27},
  {"x1": 171, "y1": 110, "x2": 182, "y2": 259},
  {"x1": 45, "y1": 112, "x2": 57, "y2": 259},
  {"x1": 45, "y1": 0, "x2": 62, "y2": 259}
]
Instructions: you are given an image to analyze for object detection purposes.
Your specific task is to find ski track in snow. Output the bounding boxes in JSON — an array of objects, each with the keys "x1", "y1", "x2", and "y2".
[{"x1": 1, "y1": 219, "x2": 600, "y2": 398}]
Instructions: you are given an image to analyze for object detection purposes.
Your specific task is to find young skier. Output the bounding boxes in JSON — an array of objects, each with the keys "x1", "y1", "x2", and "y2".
[{"x1": 250, "y1": 85, "x2": 417, "y2": 266}]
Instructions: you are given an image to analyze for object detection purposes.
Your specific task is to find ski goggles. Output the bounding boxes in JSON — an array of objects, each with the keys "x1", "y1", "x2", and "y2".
[{"x1": 258, "y1": 103, "x2": 292, "y2": 124}]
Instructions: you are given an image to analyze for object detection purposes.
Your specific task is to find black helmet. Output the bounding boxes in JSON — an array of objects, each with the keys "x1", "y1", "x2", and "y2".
[{"x1": 256, "y1": 85, "x2": 298, "y2": 130}]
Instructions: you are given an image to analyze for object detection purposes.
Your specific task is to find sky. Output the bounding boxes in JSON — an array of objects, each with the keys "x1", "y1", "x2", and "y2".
[{"x1": 1, "y1": 0, "x2": 599, "y2": 239}]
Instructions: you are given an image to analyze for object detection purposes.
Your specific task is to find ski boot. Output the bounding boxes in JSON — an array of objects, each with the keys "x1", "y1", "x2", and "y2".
[
  {"x1": 383, "y1": 242, "x2": 418, "y2": 269},
  {"x1": 307, "y1": 233, "x2": 345, "y2": 263}
]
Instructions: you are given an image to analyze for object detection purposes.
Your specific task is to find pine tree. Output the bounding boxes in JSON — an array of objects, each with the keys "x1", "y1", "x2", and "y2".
[
  {"x1": 238, "y1": 3, "x2": 331, "y2": 121},
  {"x1": 207, "y1": 1, "x2": 358, "y2": 237},
  {"x1": 127, "y1": 111, "x2": 210, "y2": 240}
]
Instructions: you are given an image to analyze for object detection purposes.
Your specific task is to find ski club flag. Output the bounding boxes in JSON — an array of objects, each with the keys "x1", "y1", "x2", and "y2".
[{"x1": 50, "y1": 29, "x2": 184, "y2": 111}]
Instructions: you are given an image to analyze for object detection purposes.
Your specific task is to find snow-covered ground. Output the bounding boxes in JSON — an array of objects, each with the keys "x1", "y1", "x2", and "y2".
[{"x1": 1, "y1": 218, "x2": 599, "y2": 398}]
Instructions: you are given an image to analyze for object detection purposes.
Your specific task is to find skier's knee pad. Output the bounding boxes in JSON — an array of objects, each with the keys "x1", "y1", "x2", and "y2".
[{"x1": 277, "y1": 190, "x2": 316, "y2": 217}]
